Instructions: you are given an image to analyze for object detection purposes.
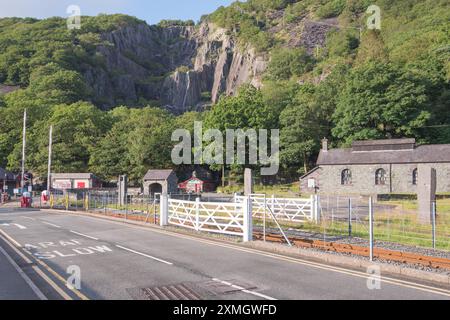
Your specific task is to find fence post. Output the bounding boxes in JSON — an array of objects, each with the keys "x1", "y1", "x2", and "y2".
[
  {"x1": 348, "y1": 198, "x2": 352, "y2": 237},
  {"x1": 271, "y1": 195, "x2": 275, "y2": 217},
  {"x1": 312, "y1": 195, "x2": 320, "y2": 223},
  {"x1": 50, "y1": 193, "x2": 54, "y2": 209},
  {"x1": 243, "y1": 196, "x2": 253, "y2": 242},
  {"x1": 432, "y1": 201, "x2": 436, "y2": 249},
  {"x1": 160, "y1": 193, "x2": 169, "y2": 227},
  {"x1": 195, "y1": 197, "x2": 200, "y2": 231},
  {"x1": 84, "y1": 192, "x2": 87, "y2": 211},
  {"x1": 369, "y1": 197, "x2": 374, "y2": 262},
  {"x1": 65, "y1": 193, "x2": 69, "y2": 211}
]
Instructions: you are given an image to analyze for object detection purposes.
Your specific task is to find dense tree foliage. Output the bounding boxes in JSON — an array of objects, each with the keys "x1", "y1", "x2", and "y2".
[
  {"x1": 332, "y1": 62, "x2": 431, "y2": 145},
  {"x1": 0, "y1": 1, "x2": 449, "y2": 185}
]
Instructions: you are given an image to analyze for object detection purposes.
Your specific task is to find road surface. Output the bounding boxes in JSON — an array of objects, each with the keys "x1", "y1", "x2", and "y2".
[{"x1": 0, "y1": 207, "x2": 449, "y2": 300}]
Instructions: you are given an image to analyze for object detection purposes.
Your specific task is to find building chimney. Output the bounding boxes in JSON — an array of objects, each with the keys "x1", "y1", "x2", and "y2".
[{"x1": 322, "y1": 138, "x2": 328, "y2": 152}]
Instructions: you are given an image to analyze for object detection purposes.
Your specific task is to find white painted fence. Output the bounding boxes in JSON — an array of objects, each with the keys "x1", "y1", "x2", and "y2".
[
  {"x1": 160, "y1": 195, "x2": 252, "y2": 241},
  {"x1": 235, "y1": 194, "x2": 319, "y2": 223}
]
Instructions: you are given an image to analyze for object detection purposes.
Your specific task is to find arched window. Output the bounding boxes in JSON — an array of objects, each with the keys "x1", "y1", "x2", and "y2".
[
  {"x1": 341, "y1": 169, "x2": 352, "y2": 185},
  {"x1": 412, "y1": 168, "x2": 418, "y2": 185},
  {"x1": 375, "y1": 169, "x2": 386, "y2": 185}
]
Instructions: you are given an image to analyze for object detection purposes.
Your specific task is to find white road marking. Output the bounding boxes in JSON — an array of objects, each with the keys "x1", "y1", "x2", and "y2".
[
  {"x1": 115, "y1": 245, "x2": 173, "y2": 265},
  {"x1": 22, "y1": 217, "x2": 36, "y2": 221},
  {"x1": 46, "y1": 210, "x2": 450, "y2": 297},
  {"x1": 41, "y1": 221, "x2": 61, "y2": 228},
  {"x1": 69, "y1": 230, "x2": 99, "y2": 241},
  {"x1": 1, "y1": 223, "x2": 27, "y2": 230},
  {"x1": 212, "y1": 278, "x2": 277, "y2": 300},
  {"x1": 0, "y1": 245, "x2": 47, "y2": 300},
  {"x1": 0, "y1": 230, "x2": 86, "y2": 300}
]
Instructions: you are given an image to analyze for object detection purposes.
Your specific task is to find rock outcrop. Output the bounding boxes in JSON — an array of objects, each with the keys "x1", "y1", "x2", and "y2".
[{"x1": 84, "y1": 22, "x2": 267, "y2": 113}]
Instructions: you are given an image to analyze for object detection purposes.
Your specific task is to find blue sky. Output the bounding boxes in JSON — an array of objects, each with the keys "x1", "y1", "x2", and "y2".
[{"x1": 0, "y1": 0, "x2": 237, "y2": 24}]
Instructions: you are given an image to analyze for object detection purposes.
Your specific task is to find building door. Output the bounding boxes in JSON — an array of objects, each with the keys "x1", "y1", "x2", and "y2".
[{"x1": 149, "y1": 183, "x2": 163, "y2": 196}]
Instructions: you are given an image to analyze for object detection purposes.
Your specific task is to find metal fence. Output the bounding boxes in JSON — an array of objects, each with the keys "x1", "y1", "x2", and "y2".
[
  {"x1": 257, "y1": 194, "x2": 450, "y2": 252},
  {"x1": 32, "y1": 190, "x2": 450, "y2": 251},
  {"x1": 35, "y1": 189, "x2": 162, "y2": 223}
]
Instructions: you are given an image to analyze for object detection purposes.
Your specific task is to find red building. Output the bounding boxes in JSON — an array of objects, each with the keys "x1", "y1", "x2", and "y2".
[{"x1": 178, "y1": 171, "x2": 216, "y2": 193}]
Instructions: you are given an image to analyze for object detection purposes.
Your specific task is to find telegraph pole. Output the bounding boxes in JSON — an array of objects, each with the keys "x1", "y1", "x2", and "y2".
[
  {"x1": 47, "y1": 125, "x2": 53, "y2": 192},
  {"x1": 21, "y1": 109, "x2": 27, "y2": 192}
]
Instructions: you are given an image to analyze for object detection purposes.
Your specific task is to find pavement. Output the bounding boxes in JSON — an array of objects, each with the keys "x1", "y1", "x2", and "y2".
[{"x1": 0, "y1": 207, "x2": 449, "y2": 300}]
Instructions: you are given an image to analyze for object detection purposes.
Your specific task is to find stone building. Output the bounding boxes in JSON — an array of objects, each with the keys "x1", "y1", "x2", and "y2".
[
  {"x1": 143, "y1": 169, "x2": 178, "y2": 196},
  {"x1": 300, "y1": 138, "x2": 450, "y2": 195}
]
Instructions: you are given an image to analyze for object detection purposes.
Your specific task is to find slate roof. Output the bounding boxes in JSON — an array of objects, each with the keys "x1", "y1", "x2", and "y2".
[
  {"x1": 318, "y1": 142, "x2": 450, "y2": 165},
  {"x1": 52, "y1": 173, "x2": 96, "y2": 179},
  {"x1": 143, "y1": 169, "x2": 174, "y2": 181}
]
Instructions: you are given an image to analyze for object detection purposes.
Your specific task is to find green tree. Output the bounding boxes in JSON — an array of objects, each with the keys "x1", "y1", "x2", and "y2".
[
  {"x1": 24, "y1": 102, "x2": 111, "y2": 176},
  {"x1": 266, "y1": 48, "x2": 315, "y2": 81},
  {"x1": 28, "y1": 63, "x2": 88, "y2": 105},
  {"x1": 90, "y1": 107, "x2": 175, "y2": 184},
  {"x1": 279, "y1": 76, "x2": 339, "y2": 175},
  {"x1": 332, "y1": 62, "x2": 431, "y2": 145},
  {"x1": 204, "y1": 85, "x2": 279, "y2": 180}
]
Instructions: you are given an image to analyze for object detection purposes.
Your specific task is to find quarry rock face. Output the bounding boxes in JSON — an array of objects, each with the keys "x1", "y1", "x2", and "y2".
[{"x1": 84, "y1": 22, "x2": 267, "y2": 112}]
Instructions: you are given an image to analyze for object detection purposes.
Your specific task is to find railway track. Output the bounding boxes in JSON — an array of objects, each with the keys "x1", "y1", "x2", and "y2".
[
  {"x1": 51, "y1": 208, "x2": 450, "y2": 270},
  {"x1": 254, "y1": 232, "x2": 450, "y2": 270}
]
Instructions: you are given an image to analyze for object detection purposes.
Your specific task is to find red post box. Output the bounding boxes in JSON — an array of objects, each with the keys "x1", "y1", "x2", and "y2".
[{"x1": 21, "y1": 192, "x2": 32, "y2": 208}]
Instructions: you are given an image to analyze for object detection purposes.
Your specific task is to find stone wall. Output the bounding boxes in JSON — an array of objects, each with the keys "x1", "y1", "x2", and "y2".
[{"x1": 302, "y1": 163, "x2": 450, "y2": 195}]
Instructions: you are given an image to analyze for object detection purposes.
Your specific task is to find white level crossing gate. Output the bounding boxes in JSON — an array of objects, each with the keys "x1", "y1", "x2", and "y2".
[
  {"x1": 235, "y1": 195, "x2": 319, "y2": 223},
  {"x1": 159, "y1": 194, "x2": 319, "y2": 242},
  {"x1": 160, "y1": 195, "x2": 252, "y2": 241}
]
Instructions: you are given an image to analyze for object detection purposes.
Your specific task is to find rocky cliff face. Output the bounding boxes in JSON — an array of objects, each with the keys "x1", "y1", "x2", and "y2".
[{"x1": 84, "y1": 22, "x2": 267, "y2": 113}]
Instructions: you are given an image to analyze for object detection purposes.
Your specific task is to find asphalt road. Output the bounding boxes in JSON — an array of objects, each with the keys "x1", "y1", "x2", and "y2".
[{"x1": 0, "y1": 208, "x2": 449, "y2": 300}]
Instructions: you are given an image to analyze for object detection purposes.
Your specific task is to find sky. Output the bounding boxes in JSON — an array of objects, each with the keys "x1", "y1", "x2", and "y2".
[{"x1": 0, "y1": 0, "x2": 237, "y2": 24}]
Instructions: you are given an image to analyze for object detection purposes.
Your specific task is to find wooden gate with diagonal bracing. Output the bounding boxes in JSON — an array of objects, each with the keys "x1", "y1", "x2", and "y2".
[
  {"x1": 235, "y1": 195, "x2": 318, "y2": 223},
  {"x1": 168, "y1": 199, "x2": 246, "y2": 237}
]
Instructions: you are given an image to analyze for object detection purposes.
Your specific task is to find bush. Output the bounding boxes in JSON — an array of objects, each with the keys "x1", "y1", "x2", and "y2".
[
  {"x1": 266, "y1": 48, "x2": 315, "y2": 80},
  {"x1": 316, "y1": 0, "x2": 346, "y2": 19},
  {"x1": 158, "y1": 20, "x2": 195, "y2": 28}
]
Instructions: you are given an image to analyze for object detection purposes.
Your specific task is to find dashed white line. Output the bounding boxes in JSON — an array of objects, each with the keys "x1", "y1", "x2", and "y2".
[
  {"x1": 115, "y1": 245, "x2": 173, "y2": 265},
  {"x1": 212, "y1": 278, "x2": 277, "y2": 300},
  {"x1": 69, "y1": 230, "x2": 99, "y2": 241},
  {"x1": 41, "y1": 221, "x2": 61, "y2": 228}
]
